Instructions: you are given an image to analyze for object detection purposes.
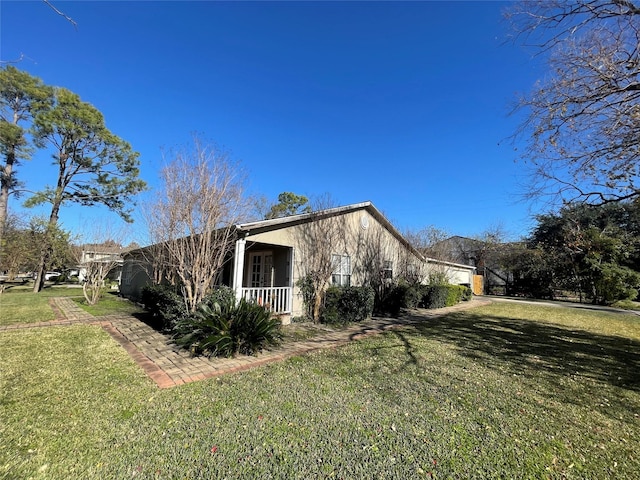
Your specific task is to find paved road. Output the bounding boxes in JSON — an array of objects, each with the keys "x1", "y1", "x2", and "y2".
[{"x1": 486, "y1": 296, "x2": 640, "y2": 316}]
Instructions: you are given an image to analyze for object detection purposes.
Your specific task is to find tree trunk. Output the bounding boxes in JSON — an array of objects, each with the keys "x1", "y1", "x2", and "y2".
[
  {"x1": 0, "y1": 148, "x2": 15, "y2": 247},
  {"x1": 32, "y1": 201, "x2": 62, "y2": 293}
]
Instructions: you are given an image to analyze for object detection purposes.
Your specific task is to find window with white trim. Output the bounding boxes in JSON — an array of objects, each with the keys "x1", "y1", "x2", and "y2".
[{"x1": 331, "y1": 254, "x2": 351, "y2": 287}]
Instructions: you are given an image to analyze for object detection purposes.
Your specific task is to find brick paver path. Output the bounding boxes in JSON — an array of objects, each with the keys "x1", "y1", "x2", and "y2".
[{"x1": 1, "y1": 296, "x2": 490, "y2": 388}]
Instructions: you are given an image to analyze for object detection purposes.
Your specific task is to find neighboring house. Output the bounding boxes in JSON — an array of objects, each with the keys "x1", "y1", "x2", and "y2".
[
  {"x1": 431, "y1": 236, "x2": 513, "y2": 295},
  {"x1": 78, "y1": 244, "x2": 126, "y2": 284},
  {"x1": 120, "y1": 202, "x2": 475, "y2": 323}
]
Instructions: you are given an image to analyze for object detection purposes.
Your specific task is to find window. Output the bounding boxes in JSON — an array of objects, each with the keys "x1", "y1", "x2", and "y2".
[
  {"x1": 382, "y1": 260, "x2": 393, "y2": 280},
  {"x1": 331, "y1": 254, "x2": 351, "y2": 286}
]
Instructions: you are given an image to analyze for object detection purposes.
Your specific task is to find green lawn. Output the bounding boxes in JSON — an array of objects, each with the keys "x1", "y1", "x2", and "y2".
[
  {"x1": 71, "y1": 291, "x2": 147, "y2": 317},
  {"x1": 1, "y1": 302, "x2": 639, "y2": 478},
  {"x1": 0, "y1": 285, "x2": 83, "y2": 325}
]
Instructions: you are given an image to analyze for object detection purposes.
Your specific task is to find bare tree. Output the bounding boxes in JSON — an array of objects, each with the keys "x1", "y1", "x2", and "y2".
[
  {"x1": 507, "y1": 0, "x2": 640, "y2": 205},
  {"x1": 403, "y1": 225, "x2": 454, "y2": 283},
  {"x1": 144, "y1": 137, "x2": 252, "y2": 312},
  {"x1": 404, "y1": 225, "x2": 451, "y2": 260},
  {"x1": 75, "y1": 224, "x2": 128, "y2": 305},
  {"x1": 294, "y1": 195, "x2": 345, "y2": 322}
]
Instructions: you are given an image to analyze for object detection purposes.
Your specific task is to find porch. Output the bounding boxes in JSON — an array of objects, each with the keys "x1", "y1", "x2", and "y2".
[{"x1": 232, "y1": 238, "x2": 294, "y2": 316}]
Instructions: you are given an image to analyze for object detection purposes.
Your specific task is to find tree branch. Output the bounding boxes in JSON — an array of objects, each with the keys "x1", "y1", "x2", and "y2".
[{"x1": 42, "y1": 0, "x2": 77, "y2": 30}]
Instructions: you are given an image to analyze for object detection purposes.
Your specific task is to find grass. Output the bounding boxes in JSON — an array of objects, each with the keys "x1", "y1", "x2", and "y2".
[
  {"x1": 612, "y1": 299, "x2": 640, "y2": 311},
  {"x1": 1, "y1": 302, "x2": 639, "y2": 478},
  {"x1": 0, "y1": 285, "x2": 82, "y2": 325},
  {"x1": 0, "y1": 286, "x2": 146, "y2": 325},
  {"x1": 71, "y1": 291, "x2": 147, "y2": 317}
]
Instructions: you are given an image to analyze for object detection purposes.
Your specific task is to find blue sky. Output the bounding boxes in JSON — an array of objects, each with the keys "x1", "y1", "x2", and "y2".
[{"x1": 1, "y1": 0, "x2": 544, "y2": 243}]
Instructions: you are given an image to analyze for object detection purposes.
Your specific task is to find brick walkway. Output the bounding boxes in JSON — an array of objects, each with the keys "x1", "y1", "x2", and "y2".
[{"x1": 1, "y1": 296, "x2": 490, "y2": 388}]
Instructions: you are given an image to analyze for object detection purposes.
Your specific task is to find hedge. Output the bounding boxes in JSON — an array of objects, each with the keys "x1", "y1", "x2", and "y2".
[{"x1": 321, "y1": 286, "x2": 375, "y2": 325}]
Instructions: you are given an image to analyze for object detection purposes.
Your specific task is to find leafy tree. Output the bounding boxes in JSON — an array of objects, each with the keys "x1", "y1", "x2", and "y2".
[
  {"x1": 0, "y1": 214, "x2": 74, "y2": 279},
  {"x1": 0, "y1": 214, "x2": 34, "y2": 279},
  {"x1": 264, "y1": 191, "x2": 311, "y2": 219},
  {"x1": 26, "y1": 87, "x2": 145, "y2": 292},
  {"x1": 0, "y1": 66, "x2": 53, "y2": 243},
  {"x1": 527, "y1": 202, "x2": 640, "y2": 303},
  {"x1": 501, "y1": 243, "x2": 555, "y2": 298},
  {"x1": 507, "y1": 0, "x2": 640, "y2": 204}
]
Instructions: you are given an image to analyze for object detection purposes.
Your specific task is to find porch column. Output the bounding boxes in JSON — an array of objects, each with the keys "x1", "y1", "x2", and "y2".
[
  {"x1": 287, "y1": 247, "x2": 294, "y2": 313},
  {"x1": 232, "y1": 237, "x2": 246, "y2": 302}
]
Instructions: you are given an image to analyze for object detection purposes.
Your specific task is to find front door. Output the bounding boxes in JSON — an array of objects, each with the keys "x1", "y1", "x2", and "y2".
[{"x1": 249, "y1": 252, "x2": 273, "y2": 287}]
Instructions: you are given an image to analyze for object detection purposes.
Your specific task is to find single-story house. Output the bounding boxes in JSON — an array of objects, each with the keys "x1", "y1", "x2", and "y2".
[{"x1": 120, "y1": 201, "x2": 475, "y2": 323}]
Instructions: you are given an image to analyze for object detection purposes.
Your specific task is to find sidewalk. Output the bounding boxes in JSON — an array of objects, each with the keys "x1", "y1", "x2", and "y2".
[{"x1": 1, "y1": 296, "x2": 490, "y2": 389}]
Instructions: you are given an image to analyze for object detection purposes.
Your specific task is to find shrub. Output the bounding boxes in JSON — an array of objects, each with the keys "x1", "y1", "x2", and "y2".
[
  {"x1": 321, "y1": 286, "x2": 375, "y2": 325},
  {"x1": 173, "y1": 297, "x2": 282, "y2": 358},
  {"x1": 375, "y1": 282, "x2": 424, "y2": 316},
  {"x1": 375, "y1": 283, "x2": 406, "y2": 316},
  {"x1": 200, "y1": 286, "x2": 236, "y2": 309},
  {"x1": 421, "y1": 284, "x2": 472, "y2": 309},
  {"x1": 421, "y1": 285, "x2": 449, "y2": 309},
  {"x1": 140, "y1": 284, "x2": 189, "y2": 331},
  {"x1": 445, "y1": 285, "x2": 464, "y2": 306},
  {"x1": 461, "y1": 285, "x2": 473, "y2": 301}
]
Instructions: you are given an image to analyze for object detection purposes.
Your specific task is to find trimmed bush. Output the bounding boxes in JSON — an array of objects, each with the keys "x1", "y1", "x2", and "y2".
[
  {"x1": 375, "y1": 282, "x2": 424, "y2": 316},
  {"x1": 174, "y1": 297, "x2": 282, "y2": 358},
  {"x1": 421, "y1": 284, "x2": 472, "y2": 309},
  {"x1": 140, "y1": 284, "x2": 189, "y2": 331},
  {"x1": 421, "y1": 285, "x2": 449, "y2": 309},
  {"x1": 461, "y1": 285, "x2": 473, "y2": 301},
  {"x1": 445, "y1": 285, "x2": 463, "y2": 306},
  {"x1": 321, "y1": 286, "x2": 375, "y2": 325},
  {"x1": 201, "y1": 286, "x2": 236, "y2": 309}
]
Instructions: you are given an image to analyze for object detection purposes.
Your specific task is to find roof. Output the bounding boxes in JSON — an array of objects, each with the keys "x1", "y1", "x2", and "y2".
[
  {"x1": 237, "y1": 200, "x2": 419, "y2": 252},
  {"x1": 237, "y1": 201, "x2": 474, "y2": 271},
  {"x1": 126, "y1": 200, "x2": 475, "y2": 272}
]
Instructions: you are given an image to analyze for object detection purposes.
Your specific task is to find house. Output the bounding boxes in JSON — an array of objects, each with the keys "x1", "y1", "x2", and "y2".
[
  {"x1": 120, "y1": 202, "x2": 476, "y2": 323},
  {"x1": 78, "y1": 243, "x2": 126, "y2": 284},
  {"x1": 431, "y1": 235, "x2": 514, "y2": 295}
]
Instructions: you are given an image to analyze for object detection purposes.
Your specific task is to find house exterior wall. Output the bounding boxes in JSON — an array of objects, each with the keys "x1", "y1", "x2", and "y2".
[
  {"x1": 243, "y1": 208, "x2": 426, "y2": 318},
  {"x1": 120, "y1": 203, "x2": 476, "y2": 318},
  {"x1": 119, "y1": 254, "x2": 153, "y2": 299}
]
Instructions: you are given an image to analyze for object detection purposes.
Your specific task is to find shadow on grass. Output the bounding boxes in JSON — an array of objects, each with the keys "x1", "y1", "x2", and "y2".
[{"x1": 403, "y1": 310, "x2": 640, "y2": 394}]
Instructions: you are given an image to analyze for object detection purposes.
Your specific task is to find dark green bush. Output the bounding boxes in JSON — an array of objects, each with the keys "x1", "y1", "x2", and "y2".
[
  {"x1": 421, "y1": 285, "x2": 449, "y2": 309},
  {"x1": 201, "y1": 286, "x2": 236, "y2": 309},
  {"x1": 461, "y1": 285, "x2": 473, "y2": 301},
  {"x1": 321, "y1": 286, "x2": 375, "y2": 325},
  {"x1": 421, "y1": 284, "x2": 471, "y2": 309},
  {"x1": 375, "y1": 282, "x2": 424, "y2": 316},
  {"x1": 174, "y1": 297, "x2": 282, "y2": 358},
  {"x1": 374, "y1": 283, "x2": 405, "y2": 316},
  {"x1": 140, "y1": 284, "x2": 189, "y2": 331},
  {"x1": 406, "y1": 284, "x2": 427, "y2": 308}
]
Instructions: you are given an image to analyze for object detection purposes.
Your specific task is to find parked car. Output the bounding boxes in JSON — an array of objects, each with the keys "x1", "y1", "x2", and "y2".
[{"x1": 44, "y1": 271, "x2": 62, "y2": 281}]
